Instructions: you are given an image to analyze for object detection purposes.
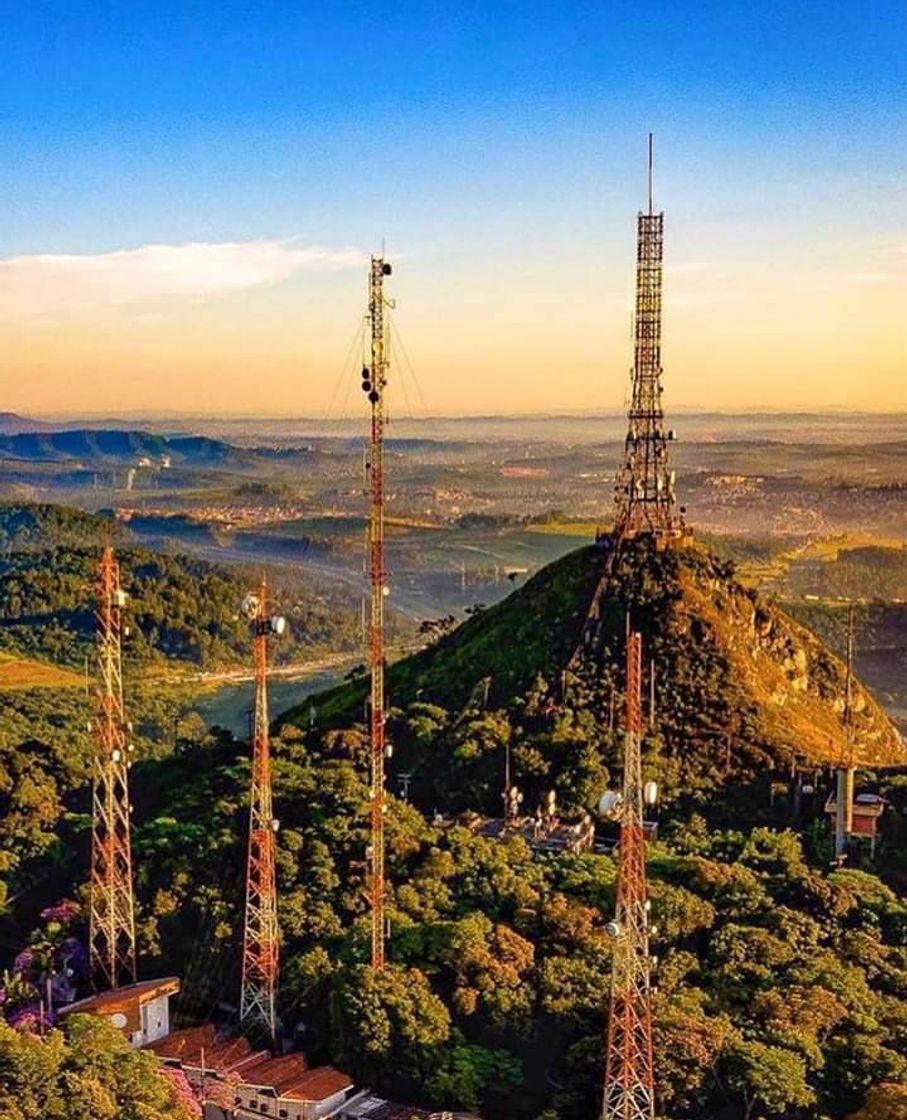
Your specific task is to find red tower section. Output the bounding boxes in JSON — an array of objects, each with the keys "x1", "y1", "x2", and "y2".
[
  {"x1": 240, "y1": 579, "x2": 281, "y2": 1039},
  {"x1": 602, "y1": 631, "x2": 655, "y2": 1120},
  {"x1": 89, "y1": 545, "x2": 137, "y2": 991}
]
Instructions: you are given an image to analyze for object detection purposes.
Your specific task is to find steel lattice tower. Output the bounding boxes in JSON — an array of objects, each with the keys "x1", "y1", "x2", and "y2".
[
  {"x1": 89, "y1": 545, "x2": 137, "y2": 992},
  {"x1": 361, "y1": 254, "x2": 393, "y2": 971},
  {"x1": 240, "y1": 578, "x2": 281, "y2": 1039},
  {"x1": 602, "y1": 631, "x2": 655, "y2": 1120},
  {"x1": 615, "y1": 136, "x2": 684, "y2": 541}
]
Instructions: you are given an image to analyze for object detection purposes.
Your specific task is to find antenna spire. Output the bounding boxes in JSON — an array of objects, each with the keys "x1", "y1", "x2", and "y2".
[{"x1": 614, "y1": 136, "x2": 686, "y2": 542}]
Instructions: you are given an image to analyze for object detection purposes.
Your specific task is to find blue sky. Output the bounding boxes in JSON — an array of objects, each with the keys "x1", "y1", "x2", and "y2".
[{"x1": 0, "y1": 1, "x2": 904, "y2": 413}]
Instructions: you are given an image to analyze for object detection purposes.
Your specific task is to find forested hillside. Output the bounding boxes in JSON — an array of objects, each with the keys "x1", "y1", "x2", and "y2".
[
  {"x1": 0, "y1": 428, "x2": 247, "y2": 466},
  {"x1": 26, "y1": 722, "x2": 901, "y2": 1120},
  {"x1": 0, "y1": 503, "x2": 364, "y2": 669},
  {"x1": 285, "y1": 540, "x2": 905, "y2": 813}
]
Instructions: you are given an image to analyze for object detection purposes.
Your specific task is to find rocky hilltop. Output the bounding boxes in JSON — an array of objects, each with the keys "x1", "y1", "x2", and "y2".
[{"x1": 286, "y1": 539, "x2": 905, "y2": 812}]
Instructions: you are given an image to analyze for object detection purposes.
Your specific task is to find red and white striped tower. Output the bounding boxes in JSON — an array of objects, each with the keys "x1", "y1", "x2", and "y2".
[
  {"x1": 602, "y1": 631, "x2": 655, "y2": 1120},
  {"x1": 89, "y1": 545, "x2": 137, "y2": 991},
  {"x1": 361, "y1": 254, "x2": 392, "y2": 971},
  {"x1": 240, "y1": 578, "x2": 283, "y2": 1040}
]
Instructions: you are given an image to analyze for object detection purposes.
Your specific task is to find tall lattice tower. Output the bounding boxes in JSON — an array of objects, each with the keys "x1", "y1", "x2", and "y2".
[
  {"x1": 240, "y1": 579, "x2": 284, "y2": 1040},
  {"x1": 602, "y1": 631, "x2": 655, "y2": 1120},
  {"x1": 614, "y1": 135, "x2": 684, "y2": 542},
  {"x1": 89, "y1": 544, "x2": 137, "y2": 991},
  {"x1": 360, "y1": 254, "x2": 393, "y2": 971}
]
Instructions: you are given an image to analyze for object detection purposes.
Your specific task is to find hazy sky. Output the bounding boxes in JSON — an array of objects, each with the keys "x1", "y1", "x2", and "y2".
[{"x1": 0, "y1": 2, "x2": 905, "y2": 417}]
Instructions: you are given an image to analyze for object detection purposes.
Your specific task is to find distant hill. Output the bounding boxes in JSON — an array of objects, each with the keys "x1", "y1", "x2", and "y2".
[
  {"x1": 0, "y1": 428, "x2": 251, "y2": 466},
  {"x1": 0, "y1": 412, "x2": 54, "y2": 436},
  {"x1": 283, "y1": 539, "x2": 906, "y2": 813}
]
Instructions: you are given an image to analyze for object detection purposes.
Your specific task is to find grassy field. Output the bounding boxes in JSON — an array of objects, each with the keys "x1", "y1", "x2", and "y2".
[
  {"x1": 0, "y1": 654, "x2": 85, "y2": 690},
  {"x1": 524, "y1": 520, "x2": 601, "y2": 538},
  {"x1": 780, "y1": 532, "x2": 906, "y2": 564}
]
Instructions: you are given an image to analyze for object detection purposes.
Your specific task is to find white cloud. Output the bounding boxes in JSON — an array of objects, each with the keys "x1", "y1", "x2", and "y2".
[{"x1": 0, "y1": 239, "x2": 364, "y2": 317}]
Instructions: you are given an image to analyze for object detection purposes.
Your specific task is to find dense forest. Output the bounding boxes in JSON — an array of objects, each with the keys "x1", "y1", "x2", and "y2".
[
  {"x1": 0, "y1": 1014, "x2": 199, "y2": 1119},
  {"x1": 0, "y1": 531, "x2": 905, "y2": 1118},
  {"x1": 7, "y1": 715, "x2": 905, "y2": 1119}
]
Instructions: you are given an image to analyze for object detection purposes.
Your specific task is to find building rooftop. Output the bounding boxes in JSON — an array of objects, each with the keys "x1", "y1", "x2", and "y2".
[
  {"x1": 464, "y1": 812, "x2": 595, "y2": 854},
  {"x1": 343, "y1": 1098, "x2": 480, "y2": 1119},
  {"x1": 282, "y1": 1066, "x2": 353, "y2": 1101},
  {"x1": 149, "y1": 1023, "x2": 257, "y2": 1072},
  {"x1": 60, "y1": 976, "x2": 180, "y2": 1018},
  {"x1": 150, "y1": 1024, "x2": 352, "y2": 1103}
]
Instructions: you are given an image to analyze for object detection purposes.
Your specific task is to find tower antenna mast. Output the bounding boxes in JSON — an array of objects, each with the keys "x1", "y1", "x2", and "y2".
[
  {"x1": 361, "y1": 254, "x2": 393, "y2": 970},
  {"x1": 835, "y1": 604, "x2": 857, "y2": 860},
  {"x1": 240, "y1": 577, "x2": 284, "y2": 1040},
  {"x1": 89, "y1": 544, "x2": 137, "y2": 991},
  {"x1": 615, "y1": 135, "x2": 684, "y2": 542},
  {"x1": 603, "y1": 630, "x2": 655, "y2": 1120}
]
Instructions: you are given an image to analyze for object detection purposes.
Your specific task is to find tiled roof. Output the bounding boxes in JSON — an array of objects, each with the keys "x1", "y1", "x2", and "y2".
[
  {"x1": 148, "y1": 1024, "x2": 261, "y2": 1073},
  {"x1": 150, "y1": 1025, "x2": 352, "y2": 1104},
  {"x1": 148, "y1": 1023, "x2": 216, "y2": 1059},
  {"x1": 281, "y1": 1066, "x2": 353, "y2": 1101},
  {"x1": 240, "y1": 1053, "x2": 308, "y2": 1091}
]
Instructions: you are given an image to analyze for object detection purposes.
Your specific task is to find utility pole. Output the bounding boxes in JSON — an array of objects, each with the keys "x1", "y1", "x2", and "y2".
[
  {"x1": 614, "y1": 135, "x2": 685, "y2": 543},
  {"x1": 361, "y1": 254, "x2": 393, "y2": 971},
  {"x1": 89, "y1": 545, "x2": 137, "y2": 991},
  {"x1": 835, "y1": 604, "x2": 856, "y2": 861},
  {"x1": 240, "y1": 579, "x2": 284, "y2": 1041},
  {"x1": 603, "y1": 631, "x2": 655, "y2": 1120}
]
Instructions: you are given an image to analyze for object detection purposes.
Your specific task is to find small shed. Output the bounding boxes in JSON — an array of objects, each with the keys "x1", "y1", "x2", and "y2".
[
  {"x1": 824, "y1": 791, "x2": 886, "y2": 852},
  {"x1": 59, "y1": 976, "x2": 180, "y2": 1049}
]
